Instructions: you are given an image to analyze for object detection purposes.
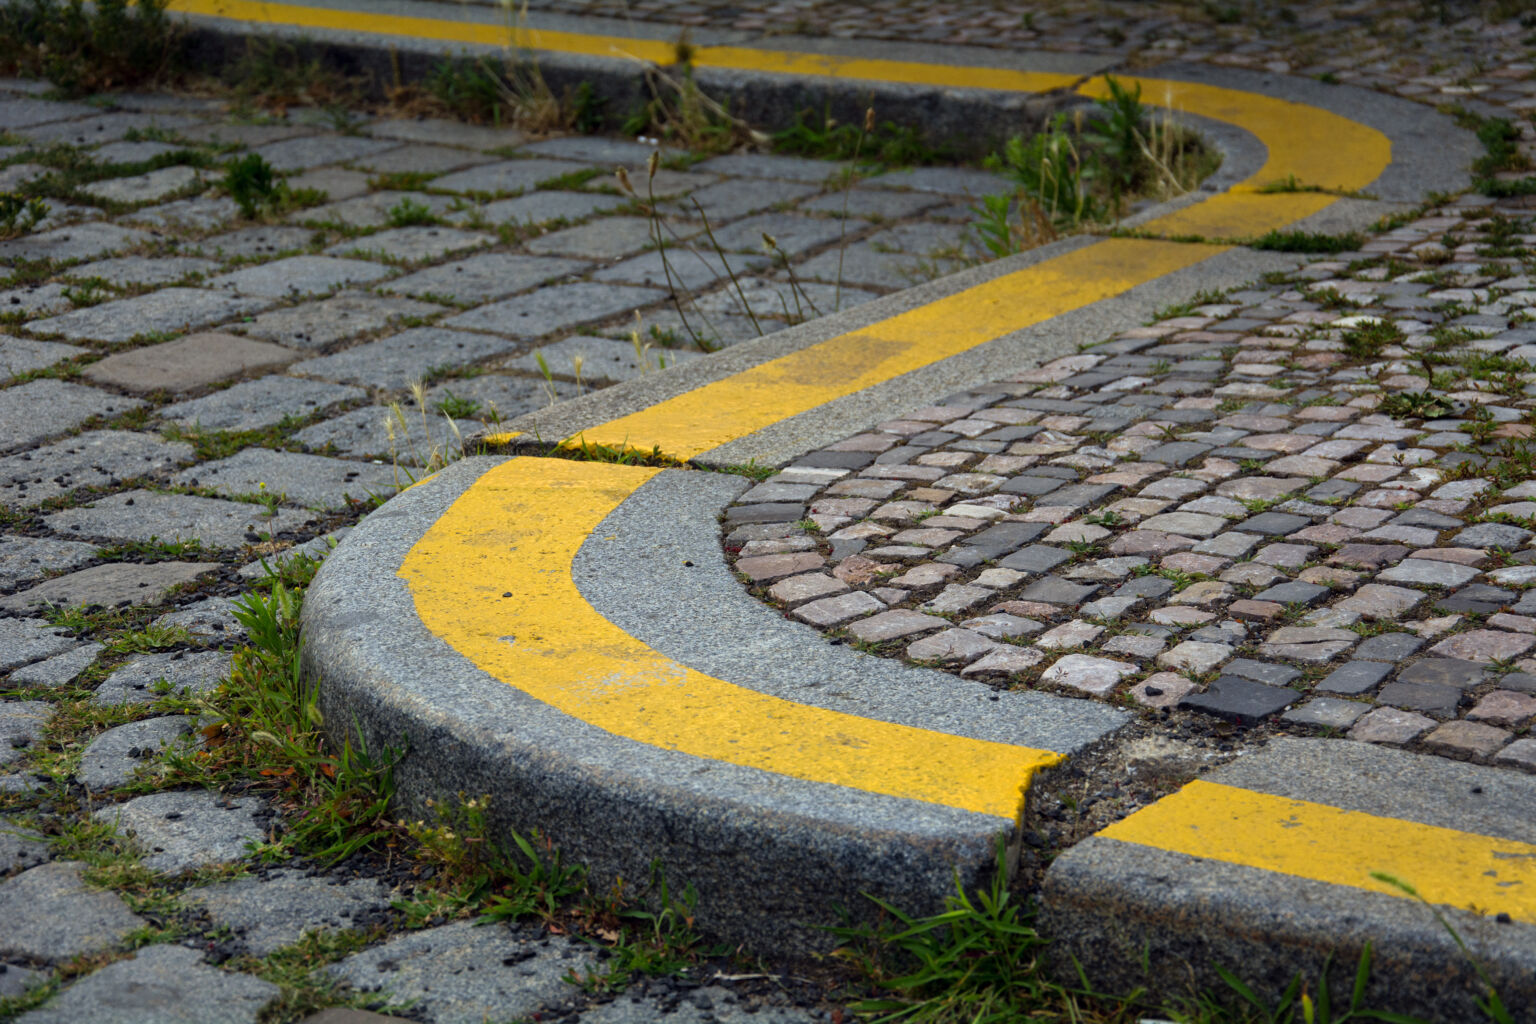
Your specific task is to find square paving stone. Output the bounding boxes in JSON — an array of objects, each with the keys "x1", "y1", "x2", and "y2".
[
  {"x1": 864, "y1": 165, "x2": 1012, "y2": 195},
  {"x1": 1252, "y1": 580, "x2": 1330, "y2": 605},
  {"x1": 287, "y1": 166, "x2": 371, "y2": 202},
  {"x1": 518, "y1": 135, "x2": 661, "y2": 163},
  {"x1": 124, "y1": 194, "x2": 242, "y2": 232},
  {"x1": 0, "y1": 861, "x2": 145, "y2": 964},
  {"x1": 174, "y1": 449, "x2": 399, "y2": 509},
  {"x1": 0, "y1": 282, "x2": 73, "y2": 317},
  {"x1": 444, "y1": 282, "x2": 666, "y2": 337},
  {"x1": 236, "y1": 291, "x2": 445, "y2": 352},
  {"x1": 290, "y1": 327, "x2": 521, "y2": 389},
  {"x1": 381, "y1": 252, "x2": 590, "y2": 305},
  {"x1": 799, "y1": 187, "x2": 943, "y2": 219},
  {"x1": 363, "y1": 116, "x2": 523, "y2": 150},
  {"x1": 1282, "y1": 697, "x2": 1371, "y2": 729},
  {"x1": 1239, "y1": 511, "x2": 1312, "y2": 535},
  {"x1": 666, "y1": 178, "x2": 821, "y2": 220},
  {"x1": 1016, "y1": 576, "x2": 1099, "y2": 605},
  {"x1": 431, "y1": 157, "x2": 595, "y2": 194},
  {"x1": 299, "y1": 189, "x2": 459, "y2": 230},
  {"x1": 455, "y1": 190, "x2": 628, "y2": 227},
  {"x1": 793, "y1": 590, "x2": 885, "y2": 627},
  {"x1": 0, "y1": 561, "x2": 221, "y2": 613},
  {"x1": 84, "y1": 332, "x2": 299, "y2": 393},
  {"x1": 65, "y1": 256, "x2": 219, "y2": 288},
  {"x1": 27, "y1": 288, "x2": 271, "y2": 343},
  {"x1": 422, "y1": 373, "x2": 570, "y2": 420},
  {"x1": 293, "y1": 405, "x2": 474, "y2": 463},
  {"x1": 1180, "y1": 676, "x2": 1297, "y2": 725},
  {"x1": 1377, "y1": 680, "x2": 1464, "y2": 718},
  {"x1": 0, "y1": 699, "x2": 53, "y2": 762},
  {"x1": 326, "y1": 226, "x2": 495, "y2": 264},
  {"x1": 206, "y1": 256, "x2": 395, "y2": 299},
  {"x1": 160, "y1": 375, "x2": 365, "y2": 431},
  {"x1": 844, "y1": 609, "x2": 947, "y2": 643},
  {"x1": 1435, "y1": 583, "x2": 1517, "y2": 614},
  {"x1": 45, "y1": 491, "x2": 318, "y2": 549},
  {"x1": 1453, "y1": 522, "x2": 1532, "y2": 549},
  {"x1": 1222, "y1": 658, "x2": 1303, "y2": 685},
  {"x1": 76, "y1": 715, "x2": 194, "y2": 790},
  {"x1": 0, "y1": 221, "x2": 156, "y2": 263},
  {"x1": 0, "y1": 430, "x2": 193, "y2": 507},
  {"x1": 184, "y1": 868, "x2": 394, "y2": 957},
  {"x1": 0, "y1": 96, "x2": 97, "y2": 128},
  {"x1": 92, "y1": 649, "x2": 230, "y2": 704},
  {"x1": 12, "y1": 943, "x2": 278, "y2": 1023},
  {"x1": 1316, "y1": 660, "x2": 1393, "y2": 695},
  {"x1": 958, "y1": 521, "x2": 1049, "y2": 558},
  {"x1": 252, "y1": 133, "x2": 398, "y2": 171},
  {"x1": 1353, "y1": 632, "x2": 1425, "y2": 662},
  {"x1": 591, "y1": 247, "x2": 770, "y2": 293},
  {"x1": 0, "y1": 380, "x2": 145, "y2": 454},
  {"x1": 1377, "y1": 559, "x2": 1481, "y2": 587},
  {"x1": 80, "y1": 164, "x2": 200, "y2": 205},
  {"x1": 507, "y1": 335, "x2": 701, "y2": 384},
  {"x1": 0, "y1": 336, "x2": 82, "y2": 377},
  {"x1": 346, "y1": 142, "x2": 494, "y2": 174},
  {"x1": 1397, "y1": 657, "x2": 1488, "y2": 689},
  {"x1": 704, "y1": 212, "x2": 845, "y2": 256},
  {"x1": 525, "y1": 216, "x2": 668, "y2": 259},
  {"x1": 94, "y1": 789, "x2": 267, "y2": 873},
  {"x1": 193, "y1": 225, "x2": 316, "y2": 259},
  {"x1": 0, "y1": 536, "x2": 98, "y2": 589},
  {"x1": 8, "y1": 641, "x2": 102, "y2": 686}
]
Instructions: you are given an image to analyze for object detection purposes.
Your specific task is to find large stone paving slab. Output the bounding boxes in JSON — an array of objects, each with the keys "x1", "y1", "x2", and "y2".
[
  {"x1": 446, "y1": 189, "x2": 627, "y2": 227},
  {"x1": 0, "y1": 96, "x2": 97, "y2": 129},
  {"x1": 174, "y1": 449, "x2": 400, "y2": 509},
  {"x1": 0, "y1": 379, "x2": 145, "y2": 453},
  {"x1": 93, "y1": 790, "x2": 266, "y2": 873},
  {"x1": 80, "y1": 164, "x2": 201, "y2": 205},
  {"x1": 0, "y1": 561, "x2": 221, "y2": 613},
  {"x1": 298, "y1": 189, "x2": 460, "y2": 230},
  {"x1": 93, "y1": 650, "x2": 231, "y2": 705},
  {"x1": 65, "y1": 256, "x2": 220, "y2": 288},
  {"x1": 251, "y1": 133, "x2": 398, "y2": 171},
  {"x1": 0, "y1": 430, "x2": 194, "y2": 507},
  {"x1": 431, "y1": 157, "x2": 594, "y2": 195},
  {"x1": 14, "y1": 943, "x2": 279, "y2": 1024},
  {"x1": 380, "y1": 252, "x2": 589, "y2": 305},
  {"x1": 325, "y1": 225, "x2": 495, "y2": 264},
  {"x1": 289, "y1": 327, "x2": 523, "y2": 389},
  {"x1": 508, "y1": 335, "x2": 701, "y2": 383},
  {"x1": 0, "y1": 861, "x2": 145, "y2": 963},
  {"x1": 45, "y1": 491, "x2": 319, "y2": 549},
  {"x1": 84, "y1": 333, "x2": 299, "y2": 393},
  {"x1": 0, "y1": 222, "x2": 156, "y2": 263},
  {"x1": 592, "y1": 248, "x2": 770, "y2": 292},
  {"x1": 236, "y1": 291, "x2": 445, "y2": 351},
  {"x1": 363, "y1": 116, "x2": 523, "y2": 150},
  {"x1": 27, "y1": 288, "x2": 271, "y2": 343},
  {"x1": 327, "y1": 920, "x2": 595, "y2": 1024},
  {"x1": 0, "y1": 700, "x2": 53, "y2": 767},
  {"x1": 205, "y1": 256, "x2": 395, "y2": 299},
  {"x1": 8, "y1": 641, "x2": 103, "y2": 687},
  {"x1": 185, "y1": 868, "x2": 394, "y2": 955},
  {"x1": 293, "y1": 405, "x2": 474, "y2": 462},
  {"x1": 77, "y1": 716, "x2": 195, "y2": 790},
  {"x1": 0, "y1": 535, "x2": 99, "y2": 589},
  {"x1": 191, "y1": 224, "x2": 315, "y2": 259},
  {"x1": 443, "y1": 282, "x2": 665, "y2": 337},
  {"x1": 158, "y1": 375, "x2": 365, "y2": 431}
]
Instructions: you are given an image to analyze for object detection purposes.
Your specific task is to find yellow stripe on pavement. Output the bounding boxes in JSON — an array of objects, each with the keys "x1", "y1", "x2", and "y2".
[
  {"x1": 1099, "y1": 780, "x2": 1536, "y2": 924},
  {"x1": 574, "y1": 238, "x2": 1222, "y2": 459},
  {"x1": 398, "y1": 456, "x2": 1061, "y2": 819}
]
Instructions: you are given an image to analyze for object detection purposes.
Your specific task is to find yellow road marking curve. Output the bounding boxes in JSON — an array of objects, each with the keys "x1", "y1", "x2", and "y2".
[
  {"x1": 1100, "y1": 780, "x2": 1536, "y2": 924},
  {"x1": 399, "y1": 457, "x2": 1061, "y2": 820}
]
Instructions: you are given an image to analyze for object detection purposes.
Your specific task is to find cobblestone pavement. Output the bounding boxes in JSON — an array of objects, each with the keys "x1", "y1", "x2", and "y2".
[{"x1": 3, "y1": 4, "x2": 1536, "y2": 1021}]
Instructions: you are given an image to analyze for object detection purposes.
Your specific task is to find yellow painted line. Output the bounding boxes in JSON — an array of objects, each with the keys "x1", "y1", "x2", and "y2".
[
  {"x1": 574, "y1": 238, "x2": 1223, "y2": 459},
  {"x1": 1099, "y1": 780, "x2": 1536, "y2": 924},
  {"x1": 398, "y1": 456, "x2": 1060, "y2": 819},
  {"x1": 694, "y1": 46, "x2": 1080, "y2": 93}
]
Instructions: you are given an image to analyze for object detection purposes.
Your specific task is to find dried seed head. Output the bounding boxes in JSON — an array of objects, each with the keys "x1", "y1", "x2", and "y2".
[
  {"x1": 864, "y1": 107, "x2": 876, "y2": 133},
  {"x1": 647, "y1": 150, "x2": 660, "y2": 181},
  {"x1": 616, "y1": 167, "x2": 634, "y2": 194}
]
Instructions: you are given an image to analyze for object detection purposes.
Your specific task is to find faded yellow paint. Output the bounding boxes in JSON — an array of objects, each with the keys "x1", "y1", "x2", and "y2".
[
  {"x1": 574, "y1": 238, "x2": 1222, "y2": 458},
  {"x1": 1131, "y1": 191, "x2": 1337, "y2": 243},
  {"x1": 398, "y1": 457, "x2": 1061, "y2": 818},
  {"x1": 479, "y1": 431, "x2": 524, "y2": 446},
  {"x1": 694, "y1": 46, "x2": 1080, "y2": 93},
  {"x1": 1099, "y1": 780, "x2": 1536, "y2": 924}
]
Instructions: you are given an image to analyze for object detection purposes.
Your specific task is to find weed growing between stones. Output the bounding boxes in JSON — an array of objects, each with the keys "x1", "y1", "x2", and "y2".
[{"x1": 0, "y1": 0, "x2": 183, "y2": 94}]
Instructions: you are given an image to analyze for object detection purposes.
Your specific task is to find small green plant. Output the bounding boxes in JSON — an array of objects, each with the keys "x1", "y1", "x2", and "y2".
[
  {"x1": 1251, "y1": 230, "x2": 1366, "y2": 253},
  {"x1": 1340, "y1": 320, "x2": 1406, "y2": 360},
  {"x1": 0, "y1": 0, "x2": 184, "y2": 95},
  {"x1": 573, "y1": 864, "x2": 717, "y2": 992},
  {"x1": 0, "y1": 192, "x2": 49, "y2": 239},
  {"x1": 222, "y1": 153, "x2": 278, "y2": 219},
  {"x1": 386, "y1": 196, "x2": 438, "y2": 228},
  {"x1": 434, "y1": 389, "x2": 482, "y2": 419}
]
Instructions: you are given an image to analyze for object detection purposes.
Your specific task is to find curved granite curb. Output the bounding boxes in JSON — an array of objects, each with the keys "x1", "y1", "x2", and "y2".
[{"x1": 305, "y1": 457, "x2": 1125, "y2": 947}]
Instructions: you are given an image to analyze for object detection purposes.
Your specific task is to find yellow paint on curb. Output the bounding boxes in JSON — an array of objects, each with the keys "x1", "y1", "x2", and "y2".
[
  {"x1": 575, "y1": 238, "x2": 1223, "y2": 459},
  {"x1": 398, "y1": 457, "x2": 1061, "y2": 819},
  {"x1": 1099, "y1": 780, "x2": 1536, "y2": 924}
]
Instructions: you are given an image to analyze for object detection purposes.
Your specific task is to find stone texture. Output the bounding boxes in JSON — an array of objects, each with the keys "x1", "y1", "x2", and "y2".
[
  {"x1": 1428, "y1": 629, "x2": 1536, "y2": 663},
  {"x1": 791, "y1": 590, "x2": 883, "y2": 626},
  {"x1": 1423, "y1": 719, "x2": 1511, "y2": 758},
  {"x1": 327, "y1": 920, "x2": 594, "y2": 1024},
  {"x1": 77, "y1": 716, "x2": 195, "y2": 790},
  {"x1": 207, "y1": 256, "x2": 395, "y2": 299},
  {"x1": 93, "y1": 650, "x2": 230, "y2": 705},
  {"x1": 906, "y1": 628, "x2": 997, "y2": 663},
  {"x1": 14, "y1": 943, "x2": 279, "y2": 1024},
  {"x1": 0, "y1": 430, "x2": 193, "y2": 507},
  {"x1": 0, "y1": 861, "x2": 144, "y2": 962},
  {"x1": 0, "y1": 561, "x2": 220, "y2": 613},
  {"x1": 290, "y1": 327, "x2": 520, "y2": 389},
  {"x1": 381, "y1": 253, "x2": 590, "y2": 305},
  {"x1": 0, "y1": 380, "x2": 145, "y2": 454},
  {"x1": 1316, "y1": 660, "x2": 1392, "y2": 695},
  {"x1": 8, "y1": 642, "x2": 102, "y2": 686},
  {"x1": 84, "y1": 333, "x2": 299, "y2": 393},
  {"x1": 93, "y1": 790, "x2": 266, "y2": 873},
  {"x1": 185, "y1": 869, "x2": 394, "y2": 956},
  {"x1": 443, "y1": 282, "x2": 666, "y2": 337},
  {"x1": 174, "y1": 449, "x2": 399, "y2": 509},
  {"x1": 844, "y1": 609, "x2": 947, "y2": 642},
  {"x1": 0, "y1": 535, "x2": 99, "y2": 589},
  {"x1": 45, "y1": 491, "x2": 317, "y2": 549},
  {"x1": 1039, "y1": 654, "x2": 1136, "y2": 696},
  {"x1": 0, "y1": 700, "x2": 52, "y2": 767},
  {"x1": 1179, "y1": 677, "x2": 1296, "y2": 724},
  {"x1": 27, "y1": 289, "x2": 270, "y2": 343},
  {"x1": 1335, "y1": 583, "x2": 1423, "y2": 619},
  {"x1": 1282, "y1": 697, "x2": 1371, "y2": 729},
  {"x1": 238, "y1": 292, "x2": 446, "y2": 352}
]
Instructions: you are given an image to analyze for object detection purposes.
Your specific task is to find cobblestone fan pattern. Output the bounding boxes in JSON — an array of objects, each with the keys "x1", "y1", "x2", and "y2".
[{"x1": 728, "y1": 199, "x2": 1536, "y2": 774}]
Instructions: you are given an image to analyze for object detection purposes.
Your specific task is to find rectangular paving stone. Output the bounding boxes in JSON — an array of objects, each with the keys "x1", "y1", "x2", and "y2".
[
  {"x1": 81, "y1": 164, "x2": 200, "y2": 205},
  {"x1": 236, "y1": 292, "x2": 446, "y2": 352},
  {"x1": 844, "y1": 608, "x2": 948, "y2": 643},
  {"x1": 174, "y1": 449, "x2": 400, "y2": 509},
  {"x1": 0, "y1": 561, "x2": 221, "y2": 613},
  {"x1": 507, "y1": 335, "x2": 700, "y2": 384},
  {"x1": 1376, "y1": 559, "x2": 1481, "y2": 587},
  {"x1": 290, "y1": 327, "x2": 521, "y2": 390},
  {"x1": 443, "y1": 282, "x2": 665, "y2": 338},
  {"x1": 0, "y1": 222, "x2": 156, "y2": 263},
  {"x1": 1377, "y1": 680, "x2": 1464, "y2": 718},
  {"x1": 0, "y1": 380, "x2": 145, "y2": 454},
  {"x1": 83, "y1": 332, "x2": 298, "y2": 393},
  {"x1": 45, "y1": 491, "x2": 318, "y2": 549},
  {"x1": 192, "y1": 225, "x2": 316, "y2": 260},
  {"x1": 300, "y1": 189, "x2": 460, "y2": 230},
  {"x1": 793, "y1": 590, "x2": 885, "y2": 627},
  {"x1": 1354, "y1": 632, "x2": 1425, "y2": 662},
  {"x1": 346, "y1": 142, "x2": 494, "y2": 174},
  {"x1": 450, "y1": 190, "x2": 628, "y2": 227},
  {"x1": 292, "y1": 405, "x2": 473, "y2": 463},
  {"x1": 65, "y1": 256, "x2": 219, "y2": 288},
  {"x1": 381, "y1": 252, "x2": 590, "y2": 306},
  {"x1": 998, "y1": 544, "x2": 1073, "y2": 574},
  {"x1": 0, "y1": 535, "x2": 99, "y2": 589},
  {"x1": 363, "y1": 117, "x2": 523, "y2": 150},
  {"x1": 326, "y1": 226, "x2": 495, "y2": 264},
  {"x1": 524, "y1": 216, "x2": 662, "y2": 260},
  {"x1": 252, "y1": 133, "x2": 398, "y2": 171},
  {"x1": 0, "y1": 430, "x2": 193, "y2": 507},
  {"x1": 1282, "y1": 697, "x2": 1370, "y2": 729},
  {"x1": 0, "y1": 96, "x2": 97, "y2": 128},
  {"x1": 705, "y1": 212, "x2": 845, "y2": 256},
  {"x1": 0, "y1": 337, "x2": 82, "y2": 377},
  {"x1": 431, "y1": 157, "x2": 595, "y2": 194},
  {"x1": 160, "y1": 375, "x2": 364, "y2": 431},
  {"x1": 1316, "y1": 660, "x2": 1393, "y2": 695},
  {"x1": 0, "y1": 618, "x2": 81, "y2": 672},
  {"x1": 591, "y1": 248, "x2": 771, "y2": 292},
  {"x1": 1180, "y1": 676, "x2": 1296, "y2": 725},
  {"x1": 666, "y1": 178, "x2": 821, "y2": 221},
  {"x1": 27, "y1": 288, "x2": 270, "y2": 343},
  {"x1": 205, "y1": 256, "x2": 395, "y2": 299}
]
